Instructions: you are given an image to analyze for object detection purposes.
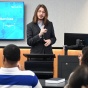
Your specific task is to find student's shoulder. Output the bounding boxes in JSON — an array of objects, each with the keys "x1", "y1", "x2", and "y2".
[{"x1": 20, "y1": 70, "x2": 36, "y2": 76}]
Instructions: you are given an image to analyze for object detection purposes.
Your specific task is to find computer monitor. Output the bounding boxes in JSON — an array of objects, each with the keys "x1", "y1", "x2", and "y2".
[{"x1": 64, "y1": 33, "x2": 88, "y2": 50}]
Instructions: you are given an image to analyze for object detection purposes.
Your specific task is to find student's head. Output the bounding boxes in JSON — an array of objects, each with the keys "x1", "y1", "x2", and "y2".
[
  {"x1": 33, "y1": 4, "x2": 48, "y2": 25},
  {"x1": 3, "y1": 44, "x2": 20, "y2": 66},
  {"x1": 82, "y1": 46, "x2": 88, "y2": 55},
  {"x1": 69, "y1": 65, "x2": 88, "y2": 88},
  {"x1": 78, "y1": 46, "x2": 88, "y2": 65},
  {"x1": 81, "y1": 46, "x2": 88, "y2": 66}
]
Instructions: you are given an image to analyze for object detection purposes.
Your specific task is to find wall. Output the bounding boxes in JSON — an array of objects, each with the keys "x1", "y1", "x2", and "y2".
[{"x1": 0, "y1": 0, "x2": 88, "y2": 47}]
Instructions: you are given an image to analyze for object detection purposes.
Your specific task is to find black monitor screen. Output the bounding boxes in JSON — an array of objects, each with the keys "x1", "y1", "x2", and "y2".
[{"x1": 64, "y1": 33, "x2": 88, "y2": 46}]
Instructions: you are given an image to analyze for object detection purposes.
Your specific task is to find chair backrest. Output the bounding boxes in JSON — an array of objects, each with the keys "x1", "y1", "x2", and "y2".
[{"x1": 58, "y1": 55, "x2": 79, "y2": 80}]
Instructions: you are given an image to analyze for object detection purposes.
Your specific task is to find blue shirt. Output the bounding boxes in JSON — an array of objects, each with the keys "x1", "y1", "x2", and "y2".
[{"x1": 0, "y1": 67, "x2": 42, "y2": 88}]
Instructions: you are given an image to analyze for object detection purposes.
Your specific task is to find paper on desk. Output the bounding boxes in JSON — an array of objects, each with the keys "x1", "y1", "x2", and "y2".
[{"x1": 45, "y1": 78, "x2": 65, "y2": 83}]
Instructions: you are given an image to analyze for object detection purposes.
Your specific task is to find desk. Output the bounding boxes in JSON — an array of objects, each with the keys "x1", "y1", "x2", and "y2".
[{"x1": 39, "y1": 79, "x2": 67, "y2": 88}]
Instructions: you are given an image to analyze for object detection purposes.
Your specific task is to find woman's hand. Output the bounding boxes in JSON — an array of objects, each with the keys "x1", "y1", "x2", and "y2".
[{"x1": 44, "y1": 39, "x2": 51, "y2": 47}]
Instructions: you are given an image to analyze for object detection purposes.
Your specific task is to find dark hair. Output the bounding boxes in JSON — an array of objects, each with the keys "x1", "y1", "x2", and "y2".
[
  {"x1": 82, "y1": 46, "x2": 88, "y2": 55},
  {"x1": 33, "y1": 4, "x2": 48, "y2": 25},
  {"x1": 69, "y1": 65, "x2": 88, "y2": 88},
  {"x1": 81, "y1": 46, "x2": 88, "y2": 66},
  {"x1": 3, "y1": 44, "x2": 20, "y2": 61}
]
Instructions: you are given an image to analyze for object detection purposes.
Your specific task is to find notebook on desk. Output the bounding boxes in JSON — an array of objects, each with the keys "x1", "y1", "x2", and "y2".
[{"x1": 45, "y1": 78, "x2": 65, "y2": 84}]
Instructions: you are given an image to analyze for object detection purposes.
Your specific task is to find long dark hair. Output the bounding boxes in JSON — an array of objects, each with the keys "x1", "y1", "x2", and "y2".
[
  {"x1": 69, "y1": 65, "x2": 88, "y2": 88},
  {"x1": 81, "y1": 46, "x2": 88, "y2": 66},
  {"x1": 32, "y1": 4, "x2": 48, "y2": 25}
]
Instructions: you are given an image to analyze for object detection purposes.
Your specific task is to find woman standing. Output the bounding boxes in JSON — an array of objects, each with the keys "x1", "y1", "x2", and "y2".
[{"x1": 27, "y1": 4, "x2": 56, "y2": 61}]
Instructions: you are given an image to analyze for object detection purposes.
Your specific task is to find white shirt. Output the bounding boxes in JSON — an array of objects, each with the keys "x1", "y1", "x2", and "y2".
[{"x1": 0, "y1": 67, "x2": 42, "y2": 88}]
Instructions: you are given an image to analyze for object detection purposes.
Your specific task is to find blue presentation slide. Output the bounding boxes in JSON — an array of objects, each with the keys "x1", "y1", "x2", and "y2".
[{"x1": 0, "y1": 2, "x2": 24, "y2": 40}]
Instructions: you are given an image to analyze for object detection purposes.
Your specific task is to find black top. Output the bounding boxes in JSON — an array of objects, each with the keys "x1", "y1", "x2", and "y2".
[{"x1": 27, "y1": 20, "x2": 56, "y2": 54}]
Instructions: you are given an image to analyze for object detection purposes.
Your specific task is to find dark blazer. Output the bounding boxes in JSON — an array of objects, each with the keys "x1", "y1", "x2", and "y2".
[{"x1": 27, "y1": 20, "x2": 56, "y2": 55}]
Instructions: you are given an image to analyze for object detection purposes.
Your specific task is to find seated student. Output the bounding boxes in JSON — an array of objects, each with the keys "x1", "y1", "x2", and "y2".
[
  {"x1": 0, "y1": 44, "x2": 42, "y2": 88},
  {"x1": 68, "y1": 65, "x2": 88, "y2": 88},
  {"x1": 78, "y1": 46, "x2": 88, "y2": 65},
  {"x1": 64, "y1": 46, "x2": 88, "y2": 88}
]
